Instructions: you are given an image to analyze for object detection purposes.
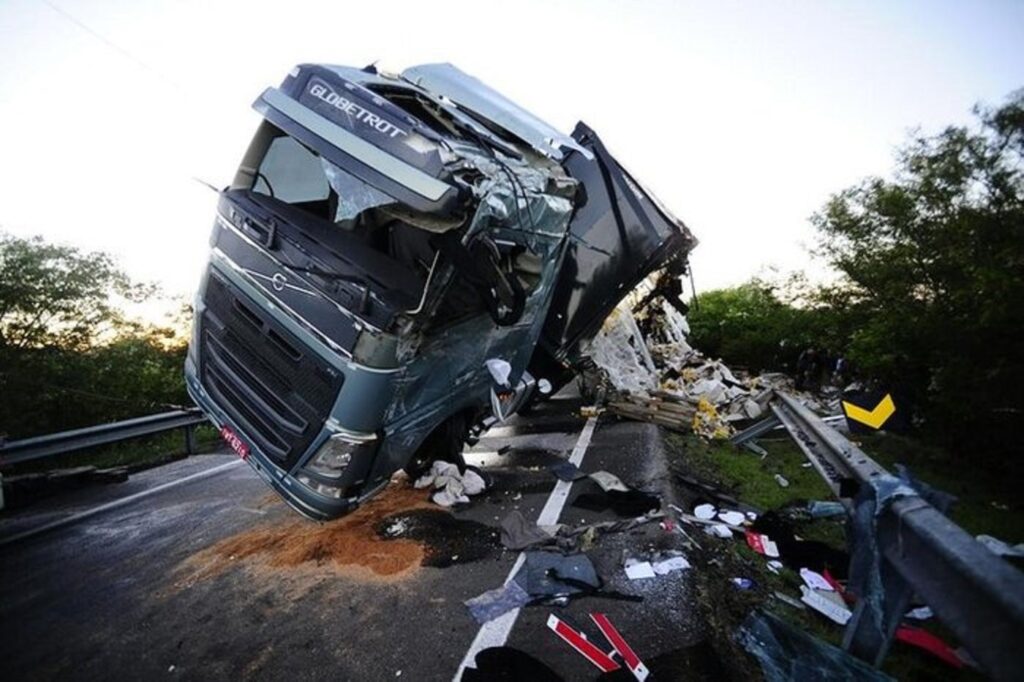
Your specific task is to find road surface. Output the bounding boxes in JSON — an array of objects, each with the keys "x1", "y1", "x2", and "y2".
[{"x1": 0, "y1": 393, "x2": 707, "y2": 680}]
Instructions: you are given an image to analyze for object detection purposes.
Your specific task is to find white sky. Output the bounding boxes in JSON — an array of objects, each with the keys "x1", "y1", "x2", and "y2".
[{"x1": 1, "y1": 0, "x2": 1021, "y2": 311}]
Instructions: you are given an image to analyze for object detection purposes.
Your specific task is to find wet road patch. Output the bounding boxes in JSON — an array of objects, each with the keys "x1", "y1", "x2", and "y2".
[{"x1": 376, "y1": 509, "x2": 502, "y2": 567}]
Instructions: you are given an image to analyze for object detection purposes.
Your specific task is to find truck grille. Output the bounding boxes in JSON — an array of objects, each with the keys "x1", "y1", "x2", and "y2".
[{"x1": 199, "y1": 271, "x2": 343, "y2": 466}]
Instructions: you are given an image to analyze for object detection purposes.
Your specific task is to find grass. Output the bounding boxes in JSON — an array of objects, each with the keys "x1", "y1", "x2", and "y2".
[{"x1": 663, "y1": 428, "x2": 1008, "y2": 681}]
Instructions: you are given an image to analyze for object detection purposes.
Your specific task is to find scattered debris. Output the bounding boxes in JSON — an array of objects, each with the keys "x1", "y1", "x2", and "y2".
[
  {"x1": 717, "y1": 510, "x2": 746, "y2": 526},
  {"x1": 624, "y1": 551, "x2": 690, "y2": 580},
  {"x1": 806, "y1": 500, "x2": 845, "y2": 518},
  {"x1": 895, "y1": 625, "x2": 964, "y2": 669},
  {"x1": 704, "y1": 524, "x2": 733, "y2": 538},
  {"x1": 547, "y1": 613, "x2": 650, "y2": 679},
  {"x1": 499, "y1": 510, "x2": 557, "y2": 551},
  {"x1": 799, "y1": 568, "x2": 834, "y2": 592},
  {"x1": 589, "y1": 470, "x2": 631, "y2": 493},
  {"x1": 521, "y1": 552, "x2": 601, "y2": 598},
  {"x1": 465, "y1": 580, "x2": 532, "y2": 624},
  {"x1": 694, "y1": 503, "x2": 716, "y2": 520},
  {"x1": 624, "y1": 558, "x2": 657, "y2": 580},
  {"x1": 586, "y1": 287, "x2": 839, "y2": 439},
  {"x1": 652, "y1": 553, "x2": 691, "y2": 574},
  {"x1": 414, "y1": 461, "x2": 486, "y2": 507},
  {"x1": 732, "y1": 577, "x2": 755, "y2": 590},
  {"x1": 773, "y1": 474, "x2": 790, "y2": 488},
  {"x1": 737, "y1": 611, "x2": 892, "y2": 681},
  {"x1": 744, "y1": 531, "x2": 780, "y2": 558},
  {"x1": 572, "y1": 488, "x2": 660, "y2": 517},
  {"x1": 547, "y1": 613, "x2": 621, "y2": 673},
  {"x1": 766, "y1": 560, "x2": 784, "y2": 574},
  {"x1": 549, "y1": 460, "x2": 586, "y2": 482},
  {"x1": 591, "y1": 613, "x2": 650, "y2": 681},
  {"x1": 800, "y1": 585, "x2": 852, "y2": 625},
  {"x1": 751, "y1": 511, "x2": 850, "y2": 577},
  {"x1": 904, "y1": 606, "x2": 933, "y2": 621}
]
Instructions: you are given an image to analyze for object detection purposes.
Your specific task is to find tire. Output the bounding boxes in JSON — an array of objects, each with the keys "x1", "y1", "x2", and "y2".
[{"x1": 403, "y1": 412, "x2": 469, "y2": 478}]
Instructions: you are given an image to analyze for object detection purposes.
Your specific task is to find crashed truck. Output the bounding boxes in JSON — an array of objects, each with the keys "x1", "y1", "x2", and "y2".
[{"x1": 184, "y1": 63, "x2": 696, "y2": 520}]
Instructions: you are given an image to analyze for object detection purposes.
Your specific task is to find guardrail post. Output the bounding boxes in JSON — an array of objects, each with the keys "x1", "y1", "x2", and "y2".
[{"x1": 184, "y1": 424, "x2": 196, "y2": 455}]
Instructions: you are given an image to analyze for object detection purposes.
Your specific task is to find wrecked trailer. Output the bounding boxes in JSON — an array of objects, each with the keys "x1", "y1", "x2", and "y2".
[{"x1": 184, "y1": 62, "x2": 696, "y2": 520}]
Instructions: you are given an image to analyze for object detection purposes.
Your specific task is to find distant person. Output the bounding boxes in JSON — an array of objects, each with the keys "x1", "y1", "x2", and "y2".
[
  {"x1": 795, "y1": 347, "x2": 817, "y2": 390},
  {"x1": 833, "y1": 355, "x2": 849, "y2": 387}
]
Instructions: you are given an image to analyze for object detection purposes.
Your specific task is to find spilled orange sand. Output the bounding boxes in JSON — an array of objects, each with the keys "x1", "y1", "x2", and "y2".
[{"x1": 185, "y1": 482, "x2": 433, "y2": 582}]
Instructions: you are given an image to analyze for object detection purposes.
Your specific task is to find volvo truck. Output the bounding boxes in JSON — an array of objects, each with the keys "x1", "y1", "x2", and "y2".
[{"x1": 185, "y1": 62, "x2": 696, "y2": 520}]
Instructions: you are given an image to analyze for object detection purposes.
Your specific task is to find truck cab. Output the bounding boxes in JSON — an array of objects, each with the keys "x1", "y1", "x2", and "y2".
[{"x1": 185, "y1": 63, "x2": 695, "y2": 520}]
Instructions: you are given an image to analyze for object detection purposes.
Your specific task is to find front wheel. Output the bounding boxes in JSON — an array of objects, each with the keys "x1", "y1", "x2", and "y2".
[{"x1": 403, "y1": 412, "x2": 469, "y2": 478}]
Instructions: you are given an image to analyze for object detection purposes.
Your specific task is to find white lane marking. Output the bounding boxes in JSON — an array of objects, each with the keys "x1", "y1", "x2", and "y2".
[
  {"x1": 0, "y1": 459, "x2": 244, "y2": 547},
  {"x1": 453, "y1": 416, "x2": 599, "y2": 680},
  {"x1": 478, "y1": 425, "x2": 518, "y2": 439}
]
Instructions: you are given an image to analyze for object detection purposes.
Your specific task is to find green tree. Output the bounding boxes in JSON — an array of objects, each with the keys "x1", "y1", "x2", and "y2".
[
  {"x1": 0, "y1": 233, "x2": 154, "y2": 351},
  {"x1": 0, "y1": 233, "x2": 189, "y2": 439},
  {"x1": 811, "y1": 91, "x2": 1024, "y2": 455}
]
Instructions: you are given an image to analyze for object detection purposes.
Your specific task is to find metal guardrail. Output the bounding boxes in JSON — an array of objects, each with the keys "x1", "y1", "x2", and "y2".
[
  {"x1": 0, "y1": 409, "x2": 209, "y2": 468},
  {"x1": 733, "y1": 391, "x2": 1024, "y2": 681}
]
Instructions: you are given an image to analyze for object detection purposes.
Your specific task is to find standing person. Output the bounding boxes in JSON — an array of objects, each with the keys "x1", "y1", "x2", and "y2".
[
  {"x1": 833, "y1": 355, "x2": 848, "y2": 387},
  {"x1": 795, "y1": 347, "x2": 815, "y2": 390}
]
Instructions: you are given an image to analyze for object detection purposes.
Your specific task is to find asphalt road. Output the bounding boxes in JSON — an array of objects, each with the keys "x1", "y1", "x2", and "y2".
[{"x1": 0, "y1": 394, "x2": 707, "y2": 681}]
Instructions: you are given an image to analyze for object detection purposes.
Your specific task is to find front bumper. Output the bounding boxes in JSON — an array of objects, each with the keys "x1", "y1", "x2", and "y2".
[{"x1": 185, "y1": 356, "x2": 359, "y2": 521}]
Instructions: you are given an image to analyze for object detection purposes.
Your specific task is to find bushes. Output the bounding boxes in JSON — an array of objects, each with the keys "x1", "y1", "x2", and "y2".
[
  {"x1": 690, "y1": 91, "x2": 1024, "y2": 463},
  {"x1": 0, "y1": 233, "x2": 190, "y2": 440}
]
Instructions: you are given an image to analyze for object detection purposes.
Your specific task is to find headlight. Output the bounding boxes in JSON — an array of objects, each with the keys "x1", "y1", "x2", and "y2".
[{"x1": 305, "y1": 437, "x2": 359, "y2": 479}]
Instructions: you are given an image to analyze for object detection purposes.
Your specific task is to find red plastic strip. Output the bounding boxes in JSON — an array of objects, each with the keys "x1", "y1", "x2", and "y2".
[
  {"x1": 546, "y1": 614, "x2": 620, "y2": 672},
  {"x1": 895, "y1": 626, "x2": 964, "y2": 669},
  {"x1": 591, "y1": 613, "x2": 649, "y2": 681}
]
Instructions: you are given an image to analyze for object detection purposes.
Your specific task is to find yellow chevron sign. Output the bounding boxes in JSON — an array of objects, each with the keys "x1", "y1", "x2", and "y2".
[{"x1": 842, "y1": 393, "x2": 896, "y2": 429}]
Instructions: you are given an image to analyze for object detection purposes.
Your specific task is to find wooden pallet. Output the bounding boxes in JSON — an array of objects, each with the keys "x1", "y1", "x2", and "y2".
[{"x1": 608, "y1": 394, "x2": 697, "y2": 432}]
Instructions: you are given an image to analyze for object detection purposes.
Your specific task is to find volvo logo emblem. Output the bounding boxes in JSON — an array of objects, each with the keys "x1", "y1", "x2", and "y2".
[{"x1": 271, "y1": 273, "x2": 287, "y2": 292}]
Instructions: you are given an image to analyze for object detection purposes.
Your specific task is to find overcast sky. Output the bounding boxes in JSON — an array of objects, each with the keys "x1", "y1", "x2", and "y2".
[{"x1": 1, "y1": 0, "x2": 1021, "y2": 311}]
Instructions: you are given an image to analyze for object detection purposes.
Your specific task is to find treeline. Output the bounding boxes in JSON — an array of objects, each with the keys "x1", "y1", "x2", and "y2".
[
  {"x1": 0, "y1": 234, "x2": 190, "y2": 440},
  {"x1": 689, "y1": 91, "x2": 1024, "y2": 460}
]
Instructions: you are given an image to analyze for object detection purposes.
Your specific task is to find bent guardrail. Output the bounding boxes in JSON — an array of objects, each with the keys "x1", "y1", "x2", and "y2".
[
  {"x1": 0, "y1": 409, "x2": 209, "y2": 468},
  {"x1": 733, "y1": 391, "x2": 1024, "y2": 681}
]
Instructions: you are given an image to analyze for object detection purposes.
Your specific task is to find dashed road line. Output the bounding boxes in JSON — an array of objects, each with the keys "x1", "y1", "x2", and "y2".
[{"x1": 453, "y1": 416, "x2": 599, "y2": 679}]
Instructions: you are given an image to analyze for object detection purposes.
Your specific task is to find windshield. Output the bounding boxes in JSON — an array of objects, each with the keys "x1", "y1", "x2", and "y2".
[{"x1": 245, "y1": 124, "x2": 397, "y2": 226}]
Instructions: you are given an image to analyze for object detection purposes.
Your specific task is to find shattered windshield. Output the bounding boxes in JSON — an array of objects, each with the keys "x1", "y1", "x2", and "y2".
[{"x1": 250, "y1": 129, "x2": 397, "y2": 226}]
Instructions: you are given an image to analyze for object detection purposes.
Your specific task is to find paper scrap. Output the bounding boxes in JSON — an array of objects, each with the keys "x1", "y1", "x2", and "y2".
[
  {"x1": 745, "y1": 531, "x2": 780, "y2": 558},
  {"x1": 718, "y1": 510, "x2": 745, "y2": 526},
  {"x1": 694, "y1": 503, "x2": 717, "y2": 520},
  {"x1": 704, "y1": 523, "x2": 733, "y2": 538},
  {"x1": 625, "y1": 560, "x2": 656, "y2": 580},
  {"x1": 800, "y1": 586, "x2": 852, "y2": 624},
  {"x1": 800, "y1": 567, "x2": 834, "y2": 592},
  {"x1": 652, "y1": 556, "x2": 691, "y2": 575}
]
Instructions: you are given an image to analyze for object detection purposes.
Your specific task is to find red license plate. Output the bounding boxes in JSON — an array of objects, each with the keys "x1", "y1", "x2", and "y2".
[{"x1": 220, "y1": 425, "x2": 250, "y2": 459}]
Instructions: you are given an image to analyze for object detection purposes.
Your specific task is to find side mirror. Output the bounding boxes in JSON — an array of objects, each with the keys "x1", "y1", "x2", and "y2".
[{"x1": 485, "y1": 358, "x2": 512, "y2": 388}]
